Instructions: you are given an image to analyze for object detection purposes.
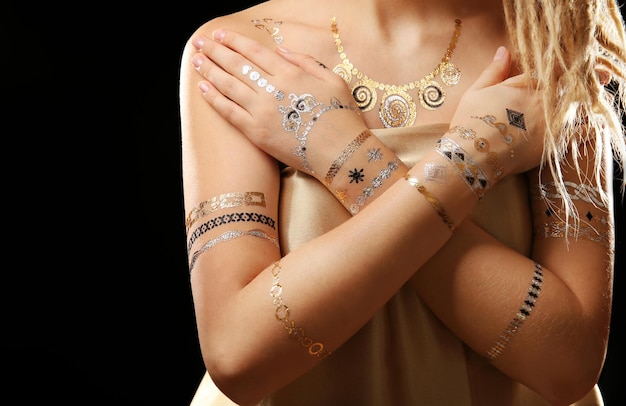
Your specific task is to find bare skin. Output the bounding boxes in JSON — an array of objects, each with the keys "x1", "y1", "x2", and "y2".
[{"x1": 180, "y1": 1, "x2": 614, "y2": 404}]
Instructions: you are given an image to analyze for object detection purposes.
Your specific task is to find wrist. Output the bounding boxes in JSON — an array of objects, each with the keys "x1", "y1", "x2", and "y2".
[{"x1": 319, "y1": 129, "x2": 408, "y2": 214}]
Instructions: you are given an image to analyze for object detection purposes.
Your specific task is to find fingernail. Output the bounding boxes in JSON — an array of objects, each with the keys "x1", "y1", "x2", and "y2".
[
  {"x1": 192, "y1": 36, "x2": 205, "y2": 49},
  {"x1": 277, "y1": 46, "x2": 290, "y2": 53},
  {"x1": 212, "y1": 29, "x2": 226, "y2": 42},
  {"x1": 199, "y1": 82, "x2": 211, "y2": 94},
  {"x1": 192, "y1": 55, "x2": 203, "y2": 68},
  {"x1": 493, "y1": 46, "x2": 506, "y2": 61}
]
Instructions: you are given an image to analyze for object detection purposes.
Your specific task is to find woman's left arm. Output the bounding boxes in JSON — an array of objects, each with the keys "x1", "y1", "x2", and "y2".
[{"x1": 411, "y1": 139, "x2": 614, "y2": 405}]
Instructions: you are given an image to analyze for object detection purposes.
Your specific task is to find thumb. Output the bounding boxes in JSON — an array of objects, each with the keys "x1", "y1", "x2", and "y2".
[{"x1": 468, "y1": 46, "x2": 512, "y2": 90}]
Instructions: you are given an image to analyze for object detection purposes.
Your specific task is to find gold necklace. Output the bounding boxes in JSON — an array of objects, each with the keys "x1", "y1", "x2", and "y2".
[{"x1": 331, "y1": 17, "x2": 462, "y2": 128}]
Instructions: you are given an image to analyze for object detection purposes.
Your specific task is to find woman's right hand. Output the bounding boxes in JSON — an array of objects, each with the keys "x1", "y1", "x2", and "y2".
[{"x1": 191, "y1": 28, "x2": 368, "y2": 177}]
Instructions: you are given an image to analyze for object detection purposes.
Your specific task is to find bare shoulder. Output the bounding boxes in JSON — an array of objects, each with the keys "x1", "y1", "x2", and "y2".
[
  {"x1": 188, "y1": 1, "x2": 290, "y2": 47},
  {"x1": 185, "y1": 0, "x2": 337, "y2": 57}
]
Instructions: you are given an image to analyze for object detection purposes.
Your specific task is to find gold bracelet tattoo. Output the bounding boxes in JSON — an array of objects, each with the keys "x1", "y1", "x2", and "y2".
[
  {"x1": 323, "y1": 129, "x2": 373, "y2": 186},
  {"x1": 270, "y1": 260, "x2": 331, "y2": 359},
  {"x1": 404, "y1": 174, "x2": 456, "y2": 232}
]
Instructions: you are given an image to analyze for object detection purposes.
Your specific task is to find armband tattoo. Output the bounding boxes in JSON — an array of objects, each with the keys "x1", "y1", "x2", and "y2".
[
  {"x1": 187, "y1": 212, "x2": 277, "y2": 253},
  {"x1": 486, "y1": 262, "x2": 543, "y2": 360},
  {"x1": 188, "y1": 229, "x2": 279, "y2": 274},
  {"x1": 186, "y1": 192, "x2": 267, "y2": 231},
  {"x1": 535, "y1": 181, "x2": 606, "y2": 208}
]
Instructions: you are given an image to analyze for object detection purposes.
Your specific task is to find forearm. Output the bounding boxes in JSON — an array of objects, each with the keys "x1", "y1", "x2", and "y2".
[
  {"x1": 410, "y1": 219, "x2": 611, "y2": 405},
  {"x1": 195, "y1": 148, "x2": 480, "y2": 404}
]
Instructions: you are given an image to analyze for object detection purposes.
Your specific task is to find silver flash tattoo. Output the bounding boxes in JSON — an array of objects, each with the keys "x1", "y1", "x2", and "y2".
[
  {"x1": 243, "y1": 65, "x2": 283, "y2": 99},
  {"x1": 424, "y1": 162, "x2": 447, "y2": 183},
  {"x1": 279, "y1": 93, "x2": 358, "y2": 173}
]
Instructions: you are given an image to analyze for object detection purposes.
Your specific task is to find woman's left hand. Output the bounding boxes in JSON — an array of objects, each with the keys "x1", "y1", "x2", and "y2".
[{"x1": 190, "y1": 29, "x2": 367, "y2": 175}]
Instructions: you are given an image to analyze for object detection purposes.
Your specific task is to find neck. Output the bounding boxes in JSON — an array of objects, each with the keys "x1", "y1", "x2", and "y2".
[{"x1": 331, "y1": 0, "x2": 503, "y2": 43}]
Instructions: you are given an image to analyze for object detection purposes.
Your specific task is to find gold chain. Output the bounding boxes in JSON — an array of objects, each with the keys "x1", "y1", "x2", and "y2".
[{"x1": 331, "y1": 17, "x2": 462, "y2": 128}]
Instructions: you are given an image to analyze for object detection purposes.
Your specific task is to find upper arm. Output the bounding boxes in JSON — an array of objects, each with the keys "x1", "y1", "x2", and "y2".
[
  {"x1": 179, "y1": 16, "x2": 282, "y2": 325},
  {"x1": 528, "y1": 137, "x2": 614, "y2": 338}
]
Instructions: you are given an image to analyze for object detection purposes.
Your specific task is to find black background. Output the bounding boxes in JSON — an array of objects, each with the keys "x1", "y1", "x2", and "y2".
[{"x1": 6, "y1": 1, "x2": 623, "y2": 404}]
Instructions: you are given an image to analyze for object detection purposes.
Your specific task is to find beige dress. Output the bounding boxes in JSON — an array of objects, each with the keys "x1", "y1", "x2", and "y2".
[{"x1": 190, "y1": 124, "x2": 604, "y2": 406}]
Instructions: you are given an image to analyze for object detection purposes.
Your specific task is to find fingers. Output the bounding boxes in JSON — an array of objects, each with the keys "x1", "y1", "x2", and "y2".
[
  {"x1": 210, "y1": 28, "x2": 281, "y2": 76},
  {"x1": 192, "y1": 50, "x2": 261, "y2": 105},
  {"x1": 276, "y1": 46, "x2": 337, "y2": 81},
  {"x1": 467, "y1": 46, "x2": 512, "y2": 90},
  {"x1": 198, "y1": 80, "x2": 252, "y2": 127}
]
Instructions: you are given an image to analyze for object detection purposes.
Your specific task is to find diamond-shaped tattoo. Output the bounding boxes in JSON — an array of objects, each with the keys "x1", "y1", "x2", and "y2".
[{"x1": 506, "y1": 108, "x2": 527, "y2": 130}]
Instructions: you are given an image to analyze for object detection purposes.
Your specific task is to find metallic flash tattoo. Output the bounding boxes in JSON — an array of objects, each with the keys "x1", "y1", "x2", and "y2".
[
  {"x1": 279, "y1": 94, "x2": 358, "y2": 173},
  {"x1": 188, "y1": 229, "x2": 279, "y2": 274},
  {"x1": 186, "y1": 192, "x2": 266, "y2": 231},
  {"x1": 435, "y1": 137, "x2": 489, "y2": 200},
  {"x1": 323, "y1": 129, "x2": 373, "y2": 186},
  {"x1": 187, "y1": 212, "x2": 277, "y2": 253},
  {"x1": 486, "y1": 262, "x2": 543, "y2": 360},
  {"x1": 270, "y1": 260, "x2": 331, "y2": 359},
  {"x1": 350, "y1": 158, "x2": 400, "y2": 215}
]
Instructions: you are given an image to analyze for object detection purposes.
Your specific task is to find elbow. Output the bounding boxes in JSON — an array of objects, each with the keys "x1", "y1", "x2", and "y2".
[
  {"x1": 539, "y1": 375, "x2": 601, "y2": 406},
  {"x1": 202, "y1": 346, "x2": 268, "y2": 406},
  {"x1": 531, "y1": 348, "x2": 606, "y2": 406}
]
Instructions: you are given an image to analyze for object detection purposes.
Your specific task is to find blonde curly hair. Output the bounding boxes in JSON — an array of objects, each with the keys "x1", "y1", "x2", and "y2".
[{"x1": 504, "y1": 0, "x2": 626, "y2": 225}]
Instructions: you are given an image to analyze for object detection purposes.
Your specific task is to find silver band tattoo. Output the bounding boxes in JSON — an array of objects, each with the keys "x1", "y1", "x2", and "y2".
[
  {"x1": 186, "y1": 192, "x2": 266, "y2": 231},
  {"x1": 536, "y1": 220, "x2": 612, "y2": 249},
  {"x1": 323, "y1": 129, "x2": 372, "y2": 186},
  {"x1": 243, "y1": 65, "x2": 284, "y2": 100},
  {"x1": 535, "y1": 181, "x2": 606, "y2": 208},
  {"x1": 187, "y1": 212, "x2": 277, "y2": 253},
  {"x1": 280, "y1": 93, "x2": 358, "y2": 173},
  {"x1": 435, "y1": 137, "x2": 489, "y2": 200},
  {"x1": 350, "y1": 158, "x2": 400, "y2": 215},
  {"x1": 536, "y1": 204, "x2": 612, "y2": 249},
  {"x1": 188, "y1": 229, "x2": 279, "y2": 274},
  {"x1": 486, "y1": 262, "x2": 543, "y2": 360}
]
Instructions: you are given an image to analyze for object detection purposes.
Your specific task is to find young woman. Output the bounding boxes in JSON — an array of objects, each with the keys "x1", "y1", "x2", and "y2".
[{"x1": 179, "y1": 0, "x2": 626, "y2": 404}]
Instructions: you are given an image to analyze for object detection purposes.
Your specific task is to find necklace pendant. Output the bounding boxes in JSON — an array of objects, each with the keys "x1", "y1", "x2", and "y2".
[
  {"x1": 379, "y1": 87, "x2": 417, "y2": 128},
  {"x1": 332, "y1": 62, "x2": 353, "y2": 83},
  {"x1": 351, "y1": 81, "x2": 377, "y2": 112},
  {"x1": 441, "y1": 63, "x2": 461, "y2": 86},
  {"x1": 419, "y1": 80, "x2": 446, "y2": 110}
]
